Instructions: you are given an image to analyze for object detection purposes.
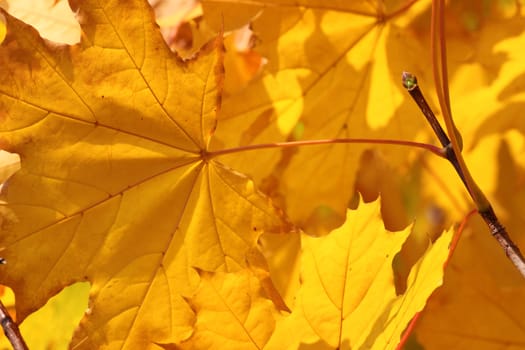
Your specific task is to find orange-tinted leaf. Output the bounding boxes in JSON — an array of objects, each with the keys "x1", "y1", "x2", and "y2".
[
  {"x1": 417, "y1": 256, "x2": 525, "y2": 349},
  {"x1": 257, "y1": 230, "x2": 302, "y2": 314},
  {"x1": 0, "y1": 12, "x2": 5, "y2": 44}
]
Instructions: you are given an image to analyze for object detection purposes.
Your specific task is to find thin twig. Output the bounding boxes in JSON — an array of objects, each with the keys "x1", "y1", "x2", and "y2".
[
  {"x1": 402, "y1": 72, "x2": 449, "y2": 148},
  {"x1": 402, "y1": 72, "x2": 468, "y2": 188},
  {"x1": 402, "y1": 71, "x2": 525, "y2": 278},
  {"x1": 479, "y1": 207, "x2": 525, "y2": 275},
  {"x1": 430, "y1": 0, "x2": 525, "y2": 278},
  {"x1": 431, "y1": 0, "x2": 488, "y2": 209},
  {"x1": 0, "y1": 300, "x2": 28, "y2": 350}
]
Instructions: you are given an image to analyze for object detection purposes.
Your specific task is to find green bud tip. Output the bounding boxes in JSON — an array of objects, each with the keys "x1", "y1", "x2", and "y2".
[{"x1": 402, "y1": 71, "x2": 418, "y2": 91}]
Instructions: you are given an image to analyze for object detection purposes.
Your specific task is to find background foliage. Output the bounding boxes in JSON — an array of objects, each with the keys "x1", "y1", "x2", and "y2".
[{"x1": 0, "y1": 0, "x2": 524, "y2": 349}]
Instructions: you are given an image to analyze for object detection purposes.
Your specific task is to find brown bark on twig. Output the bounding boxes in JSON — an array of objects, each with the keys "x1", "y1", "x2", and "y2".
[
  {"x1": 479, "y1": 206, "x2": 525, "y2": 277},
  {"x1": 0, "y1": 300, "x2": 28, "y2": 350},
  {"x1": 402, "y1": 72, "x2": 525, "y2": 279}
]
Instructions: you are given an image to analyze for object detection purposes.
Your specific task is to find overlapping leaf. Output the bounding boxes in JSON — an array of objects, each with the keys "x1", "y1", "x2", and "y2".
[
  {"x1": 2, "y1": 0, "x2": 525, "y2": 348},
  {"x1": 202, "y1": 0, "x2": 438, "y2": 235},
  {"x1": 165, "y1": 199, "x2": 452, "y2": 350},
  {"x1": 0, "y1": 1, "x2": 292, "y2": 348},
  {"x1": 263, "y1": 199, "x2": 452, "y2": 349},
  {"x1": 176, "y1": 269, "x2": 279, "y2": 350}
]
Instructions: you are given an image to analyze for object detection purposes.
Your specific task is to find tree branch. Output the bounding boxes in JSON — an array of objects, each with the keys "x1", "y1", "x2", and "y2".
[
  {"x1": 0, "y1": 299, "x2": 28, "y2": 350},
  {"x1": 479, "y1": 207, "x2": 525, "y2": 275},
  {"x1": 402, "y1": 72, "x2": 525, "y2": 278}
]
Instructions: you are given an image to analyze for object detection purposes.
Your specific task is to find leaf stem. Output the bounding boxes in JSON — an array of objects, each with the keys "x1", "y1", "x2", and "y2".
[
  {"x1": 430, "y1": 0, "x2": 488, "y2": 209},
  {"x1": 0, "y1": 300, "x2": 27, "y2": 350},
  {"x1": 206, "y1": 138, "x2": 444, "y2": 159},
  {"x1": 445, "y1": 209, "x2": 477, "y2": 269}
]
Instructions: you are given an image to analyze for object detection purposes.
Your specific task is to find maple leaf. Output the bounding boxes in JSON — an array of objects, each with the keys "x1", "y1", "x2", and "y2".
[
  {"x1": 175, "y1": 269, "x2": 279, "y2": 350},
  {"x1": 202, "y1": 0, "x2": 439, "y2": 235},
  {"x1": 0, "y1": 0, "x2": 292, "y2": 348},
  {"x1": 2, "y1": 0, "x2": 524, "y2": 348},
  {"x1": 160, "y1": 199, "x2": 452, "y2": 350},
  {"x1": 263, "y1": 199, "x2": 453, "y2": 349}
]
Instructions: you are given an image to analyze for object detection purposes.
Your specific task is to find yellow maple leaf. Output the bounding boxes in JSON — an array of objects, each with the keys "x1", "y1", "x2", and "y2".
[
  {"x1": 203, "y1": 0, "x2": 441, "y2": 235},
  {"x1": 199, "y1": 1, "x2": 525, "y2": 348},
  {"x1": 2, "y1": 0, "x2": 524, "y2": 349},
  {"x1": 265, "y1": 199, "x2": 453, "y2": 349},
  {"x1": 159, "y1": 200, "x2": 452, "y2": 350},
  {"x1": 174, "y1": 269, "x2": 279, "y2": 350},
  {"x1": 0, "y1": 282, "x2": 90, "y2": 349},
  {"x1": 0, "y1": 1, "x2": 292, "y2": 348}
]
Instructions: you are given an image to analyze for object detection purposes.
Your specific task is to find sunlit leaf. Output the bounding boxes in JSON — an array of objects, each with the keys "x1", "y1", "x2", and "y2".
[
  {"x1": 203, "y1": 0, "x2": 438, "y2": 235},
  {"x1": 1, "y1": 0, "x2": 525, "y2": 348},
  {"x1": 0, "y1": 282, "x2": 90, "y2": 349},
  {"x1": 265, "y1": 199, "x2": 452, "y2": 349},
  {"x1": 176, "y1": 269, "x2": 279, "y2": 350},
  {"x1": 0, "y1": 1, "x2": 292, "y2": 348}
]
